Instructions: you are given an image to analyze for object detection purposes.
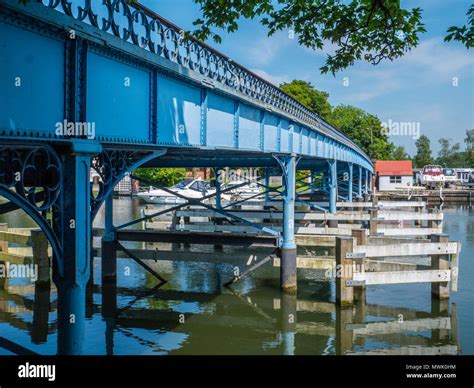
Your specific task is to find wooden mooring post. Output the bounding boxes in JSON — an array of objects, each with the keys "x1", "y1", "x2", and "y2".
[
  {"x1": 336, "y1": 230, "x2": 458, "y2": 306},
  {"x1": 0, "y1": 225, "x2": 51, "y2": 288},
  {"x1": 372, "y1": 195, "x2": 379, "y2": 207},
  {"x1": 351, "y1": 229, "x2": 367, "y2": 303},
  {"x1": 335, "y1": 236, "x2": 354, "y2": 306},
  {"x1": 369, "y1": 208, "x2": 378, "y2": 236},
  {"x1": 31, "y1": 229, "x2": 50, "y2": 286},
  {"x1": 428, "y1": 208, "x2": 443, "y2": 229},
  {"x1": 335, "y1": 305, "x2": 353, "y2": 355},
  {"x1": 0, "y1": 223, "x2": 8, "y2": 290},
  {"x1": 414, "y1": 196, "x2": 422, "y2": 226},
  {"x1": 430, "y1": 234, "x2": 450, "y2": 300}
]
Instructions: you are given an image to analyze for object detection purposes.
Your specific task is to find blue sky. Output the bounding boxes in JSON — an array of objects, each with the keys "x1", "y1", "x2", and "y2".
[{"x1": 141, "y1": 0, "x2": 474, "y2": 156}]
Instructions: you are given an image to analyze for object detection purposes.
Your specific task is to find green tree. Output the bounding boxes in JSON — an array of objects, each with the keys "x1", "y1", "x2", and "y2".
[
  {"x1": 192, "y1": 0, "x2": 426, "y2": 74},
  {"x1": 392, "y1": 145, "x2": 410, "y2": 160},
  {"x1": 437, "y1": 138, "x2": 467, "y2": 168},
  {"x1": 276, "y1": 81, "x2": 394, "y2": 160},
  {"x1": 133, "y1": 168, "x2": 186, "y2": 187},
  {"x1": 280, "y1": 80, "x2": 332, "y2": 120},
  {"x1": 330, "y1": 105, "x2": 393, "y2": 159},
  {"x1": 445, "y1": 5, "x2": 474, "y2": 48},
  {"x1": 413, "y1": 135, "x2": 433, "y2": 168},
  {"x1": 465, "y1": 129, "x2": 474, "y2": 167}
]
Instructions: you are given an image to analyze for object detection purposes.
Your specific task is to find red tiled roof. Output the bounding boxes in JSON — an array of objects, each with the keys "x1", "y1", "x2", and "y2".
[{"x1": 375, "y1": 160, "x2": 412, "y2": 176}]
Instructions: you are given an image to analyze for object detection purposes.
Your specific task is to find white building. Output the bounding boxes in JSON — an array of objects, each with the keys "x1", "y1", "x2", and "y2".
[{"x1": 375, "y1": 160, "x2": 413, "y2": 191}]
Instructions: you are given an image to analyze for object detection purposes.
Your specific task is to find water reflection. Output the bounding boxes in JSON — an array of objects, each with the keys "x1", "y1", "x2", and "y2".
[
  {"x1": 0, "y1": 199, "x2": 470, "y2": 355},
  {"x1": 0, "y1": 278, "x2": 461, "y2": 355}
]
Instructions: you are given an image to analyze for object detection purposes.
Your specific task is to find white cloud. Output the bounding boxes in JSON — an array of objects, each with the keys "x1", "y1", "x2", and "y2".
[
  {"x1": 336, "y1": 36, "x2": 474, "y2": 102},
  {"x1": 399, "y1": 37, "x2": 474, "y2": 78},
  {"x1": 250, "y1": 68, "x2": 291, "y2": 87},
  {"x1": 342, "y1": 68, "x2": 402, "y2": 102},
  {"x1": 246, "y1": 35, "x2": 290, "y2": 67}
]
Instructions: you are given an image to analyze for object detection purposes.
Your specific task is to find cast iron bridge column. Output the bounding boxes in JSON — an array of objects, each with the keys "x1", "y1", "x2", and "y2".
[
  {"x1": 55, "y1": 142, "x2": 101, "y2": 355},
  {"x1": 275, "y1": 154, "x2": 299, "y2": 291}
]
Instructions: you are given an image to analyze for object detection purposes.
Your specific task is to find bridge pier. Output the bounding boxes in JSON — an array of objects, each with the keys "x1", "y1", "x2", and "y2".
[
  {"x1": 363, "y1": 169, "x2": 371, "y2": 202},
  {"x1": 369, "y1": 171, "x2": 373, "y2": 194},
  {"x1": 102, "y1": 195, "x2": 116, "y2": 282},
  {"x1": 55, "y1": 145, "x2": 97, "y2": 355},
  {"x1": 348, "y1": 163, "x2": 353, "y2": 203},
  {"x1": 364, "y1": 169, "x2": 369, "y2": 195},
  {"x1": 214, "y1": 168, "x2": 223, "y2": 210},
  {"x1": 309, "y1": 169, "x2": 318, "y2": 194},
  {"x1": 277, "y1": 155, "x2": 298, "y2": 292},
  {"x1": 358, "y1": 165, "x2": 363, "y2": 199},
  {"x1": 264, "y1": 169, "x2": 271, "y2": 203},
  {"x1": 328, "y1": 160, "x2": 337, "y2": 216},
  {"x1": 280, "y1": 291, "x2": 297, "y2": 355},
  {"x1": 102, "y1": 194, "x2": 118, "y2": 318}
]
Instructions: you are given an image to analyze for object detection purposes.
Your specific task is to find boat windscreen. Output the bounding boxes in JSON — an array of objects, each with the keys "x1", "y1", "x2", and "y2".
[
  {"x1": 172, "y1": 180, "x2": 193, "y2": 189},
  {"x1": 443, "y1": 169, "x2": 455, "y2": 176}
]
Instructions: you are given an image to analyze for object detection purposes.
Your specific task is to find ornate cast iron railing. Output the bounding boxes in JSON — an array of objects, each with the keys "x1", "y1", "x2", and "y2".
[{"x1": 33, "y1": 0, "x2": 370, "y2": 163}]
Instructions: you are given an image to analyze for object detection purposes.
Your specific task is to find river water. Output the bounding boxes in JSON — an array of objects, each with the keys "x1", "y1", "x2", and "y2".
[{"x1": 0, "y1": 197, "x2": 472, "y2": 355}]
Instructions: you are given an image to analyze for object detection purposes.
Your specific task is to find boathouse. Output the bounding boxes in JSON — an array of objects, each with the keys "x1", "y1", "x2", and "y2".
[{"x1": 375, "y1": 160, "x2": 413, "y2": 191}]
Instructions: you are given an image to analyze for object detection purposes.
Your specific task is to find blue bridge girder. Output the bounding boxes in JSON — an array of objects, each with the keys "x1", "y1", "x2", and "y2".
[
  {"x1": 0, "y1": 0, "x2": 373, "y2": 173},
  {"x1": 0, "y1": 0, "x2": 375, "y2": 354}
]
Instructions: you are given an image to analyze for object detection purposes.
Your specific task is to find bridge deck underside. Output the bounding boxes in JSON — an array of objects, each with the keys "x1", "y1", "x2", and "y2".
[{"x1": 141, "y1": 149, "x2": 331, "y2": 169}]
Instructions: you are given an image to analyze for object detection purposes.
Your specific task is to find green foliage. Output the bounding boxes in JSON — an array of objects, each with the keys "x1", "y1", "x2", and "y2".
[
  {"x1": 280, "y1": 80, "x2": 332, "y2": 120},
  {"x1": 436, "y1": 136, "x2": 473, "y2": 168},
  {"x1": 192, "y1": 0, "x2": 426, "y2": 74},
  {"x1": 277, "y1": 81, "x2": 395, "y2": 160},
  {"x1": 437, "y1": 138, "x2": 460, "y2": 167},
  {"x1": 465, "y1": 129, "x2": 474, "y2": 167},
  {"x1": 330, "y1": 105, "x2": 392, "y2": 160},
  {"x1": 392, "y1": 145, "x2": 410, "y2": 160},
  {"x1": 445, "y1": 4, "x2": 474, "y2": 48},
  {"x1": 133, "y1": 168, "x2": 186, "y2": 187},
  {"x1": 413, "y1": 135, "x2": 433, "y2": 168}
]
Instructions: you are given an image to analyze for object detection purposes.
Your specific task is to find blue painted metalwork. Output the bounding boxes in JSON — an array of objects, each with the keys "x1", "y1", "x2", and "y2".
[
  {"x1": 334, "y1": 162, "x2": 354, "y2": 202},
  {"x1": 56, "y1": 143, "x2": 97, "y2": 355},
  {"x1": 264, "y1": 169, "x2": 271, "y2": 203},
  {"x1": 0, "y1": 0, "x2": 378, "y2": 352},
  {"x1": 0, "y1": 144, "x2": 63, "y2": 270},
  {"x1": 90, "y1": 149, "x2": 165, "y2": 219},
  {"x1": 214, "y1": 167, "x2": 222, "y2": 210},
  {"x1": 364, "y1": 169, "x2": 369, "y2": 194},
  {"x1": 358, "y1": 165, "x2": 363, "y2": 198},
  {"x1": 273, "y1": 154, "x2": 299, "y2": 290},
  {"x1": 125, "y1": 174, "x2": 280, "y2": 236},
  {"x1": 104, "y1": 195, "x2": 114, "y2": 241},
  {"x1": 328, "y1": 160, "x2": 337, "y2": 213},
  {"x1": 0, "y1": 0, "x2": 373, "y2": 172},
  {"x1": 273, "y1": 155, "x2": 299, "y2": 249},
  {"x1": 348, "y1": 163, "x2": 353, "y2": 202}
]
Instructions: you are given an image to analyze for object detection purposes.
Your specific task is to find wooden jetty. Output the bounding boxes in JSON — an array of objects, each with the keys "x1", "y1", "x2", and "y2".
[
  {"x1": 0, "y1": 194, "x2": 463, "y2": 356},
  {"x1": 378, "y1": 187, "x2": 473, "y2": 205},
  {"x1": 124, "y1": 195, "x2": 462, "y2": 306}
]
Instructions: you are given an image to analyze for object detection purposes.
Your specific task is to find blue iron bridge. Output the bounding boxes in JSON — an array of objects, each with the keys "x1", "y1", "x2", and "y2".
[{"x1": 0, "y1": 0, "x2": 374, "y2": 354}]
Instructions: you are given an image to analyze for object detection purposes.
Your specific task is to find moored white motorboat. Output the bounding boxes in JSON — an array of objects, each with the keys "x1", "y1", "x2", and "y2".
[
  {"x1": 420, "y1": 165, "x2": 445, "y2": 189},
  {"x1": 137, "y1": 178, "x2": 231, "y2": 204},
  {"x1": 223, "y1": 180, "x2": 263, "y2": 201}
]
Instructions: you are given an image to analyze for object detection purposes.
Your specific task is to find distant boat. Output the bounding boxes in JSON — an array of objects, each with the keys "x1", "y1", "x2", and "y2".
[
  {"x1": 442, "y1": 168, "x2": 461, "y2": 188},
  {"x1": 420, "y1": 165, "x2": 444, "y2": 189},
  {"x1": 137, "y1": 178, "x2": 231, "y2": 204},
  {"x1": 222, "y1": 180, "x2": 262, "y2": 201}
]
